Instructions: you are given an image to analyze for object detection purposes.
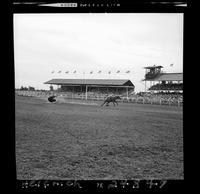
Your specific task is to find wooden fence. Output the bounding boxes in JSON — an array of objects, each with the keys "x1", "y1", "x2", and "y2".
[{"x1": 15, "y1": 90, "x2": 183, "y2": 107}]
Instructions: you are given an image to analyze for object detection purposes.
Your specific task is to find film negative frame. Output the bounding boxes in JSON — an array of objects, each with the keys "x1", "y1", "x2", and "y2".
[{"x1": 9, "y1": 0, "x2": 188, "y2": 193}]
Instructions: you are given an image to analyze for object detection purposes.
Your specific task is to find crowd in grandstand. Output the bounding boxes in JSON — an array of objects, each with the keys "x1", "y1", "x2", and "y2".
[
  {"x1": 149, "y1": 82, "x2": 183, "y2": 91},
  {"x1": 135, "y1": 91, "x2": 182, "y2": 101},
  {"x1": 58, "y1": 86, "x2": 134, "y2": 99}
]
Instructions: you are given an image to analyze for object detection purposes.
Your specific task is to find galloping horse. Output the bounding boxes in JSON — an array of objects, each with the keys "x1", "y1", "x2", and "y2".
[{"x1": 101, "y1": 95, "x2": 121, "y2": 106}]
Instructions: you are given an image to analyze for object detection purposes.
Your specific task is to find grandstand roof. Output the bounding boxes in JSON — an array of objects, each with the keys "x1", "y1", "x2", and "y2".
[
  {"x1": 44, "y1": 79, "x2": 135, "y2": 87},
  {"x1": 144, "y1": 73, "x2": 183, "y2": 81},
  {"x1": 144, "y1": 65, "x2": 163, "y2": 69}
]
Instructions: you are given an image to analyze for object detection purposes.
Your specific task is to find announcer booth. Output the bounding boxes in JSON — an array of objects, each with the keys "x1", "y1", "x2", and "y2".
[
  {"x1": 143, "y1": 65, "x2": 183, "y2": 93},
  {"x1": 44, "y1": 79, "x2": 135, "y2": 100}
]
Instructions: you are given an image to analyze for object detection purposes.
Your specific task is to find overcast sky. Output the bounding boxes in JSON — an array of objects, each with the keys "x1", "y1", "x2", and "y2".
[{"x1": 14, "y1": 13, "x2": 183, "y2": 92}]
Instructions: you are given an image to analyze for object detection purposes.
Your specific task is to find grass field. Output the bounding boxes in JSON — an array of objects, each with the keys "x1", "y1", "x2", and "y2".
[{"x1": 15, "y1": 95, "x2": 183, "y2": 180}]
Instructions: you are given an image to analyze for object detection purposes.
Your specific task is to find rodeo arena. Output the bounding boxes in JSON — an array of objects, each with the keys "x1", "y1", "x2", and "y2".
[
  {"x1": 15, "y1": 65, "x2": 183, "y2": 180},
  {"x1": 16, "y1": 65, "x2": 183, "y2": 106}
]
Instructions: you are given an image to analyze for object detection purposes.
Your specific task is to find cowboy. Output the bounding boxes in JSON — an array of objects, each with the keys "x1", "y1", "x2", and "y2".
[{"x1": 48, "y1": 95, "x2": 56, "y2": 103}]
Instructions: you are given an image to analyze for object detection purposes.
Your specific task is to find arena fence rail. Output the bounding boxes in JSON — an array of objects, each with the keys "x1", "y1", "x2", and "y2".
[{"x1": 15, "y1": 90, "x2": 183, "y2": 107}]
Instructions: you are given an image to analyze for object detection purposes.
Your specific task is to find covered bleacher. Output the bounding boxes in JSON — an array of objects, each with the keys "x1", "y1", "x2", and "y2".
[
  {"x1": 44, "y1": 79, "x2": 135, "y2": 100},
  {"x1": 148, "y1": 73, "x2": 183, "y2": 92},
  {"x1": 140, "y1": 65, "x2": 183, "y2": 105},
  {"x1": 143, "y1": 65, "x2": 183, "y2": 93}
]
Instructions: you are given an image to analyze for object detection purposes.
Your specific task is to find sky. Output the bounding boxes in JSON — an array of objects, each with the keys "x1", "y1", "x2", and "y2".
[{"x1": 14, "y1": 13, "x2": 183, "y2": 92}]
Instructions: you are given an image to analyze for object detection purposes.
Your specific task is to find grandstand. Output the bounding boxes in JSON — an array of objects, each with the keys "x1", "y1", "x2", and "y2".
[
  {"x1": 44, "y1": 79, "x2": 135, "y2": 100},
  {"x1": 143, "y1": 65, "x2": 183, "y2": 93},
  {"x1": 140, "y1": 65, "x2": 183, "y2": 104}
]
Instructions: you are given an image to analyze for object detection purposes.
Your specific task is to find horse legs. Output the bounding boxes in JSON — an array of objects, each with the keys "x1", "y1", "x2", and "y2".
[
  {"x1": 101, "y1": 101, "x2": 106, "y2": 106},
  {"x1": 101, "y1": 100, "x2": 111, "y2": 106},
  {"x1": 113, "y1": 100, "x2": 118, "y2": 106}
]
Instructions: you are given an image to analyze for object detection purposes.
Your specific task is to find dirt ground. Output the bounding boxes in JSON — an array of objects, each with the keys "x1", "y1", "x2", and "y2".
[{"x1": 15, "y1": 95, "x2": 183, "y2": 180}]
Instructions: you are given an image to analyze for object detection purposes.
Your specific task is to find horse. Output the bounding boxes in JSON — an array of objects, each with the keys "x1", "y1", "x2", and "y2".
[{"x1": 101, "y1": 95, "x2": 121, "y2": 106}]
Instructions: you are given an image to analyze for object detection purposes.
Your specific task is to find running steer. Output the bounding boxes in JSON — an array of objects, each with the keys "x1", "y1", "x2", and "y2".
[{"x1": 101, "y1": 96, "x2": 121, "y2": 106}]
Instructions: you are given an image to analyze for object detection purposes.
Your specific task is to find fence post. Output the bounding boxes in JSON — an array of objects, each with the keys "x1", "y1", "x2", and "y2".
[
  {"x1": 85, "y1": 85, "x2": 88, "y2": 100},
  {"x1": 169, "y1": 99, "x2": 171, "y2": 106},
  {"x1": 143, "y1": 98, "x2": 145, "y2": 104},
  {"x1": 160, "y1": 99, "x2": 162, "y2": 105}
]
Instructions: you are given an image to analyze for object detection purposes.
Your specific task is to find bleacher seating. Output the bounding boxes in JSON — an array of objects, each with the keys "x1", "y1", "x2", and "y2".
[{"x1": 149, "y1": 83, "x2": 183, "y2": 91}]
